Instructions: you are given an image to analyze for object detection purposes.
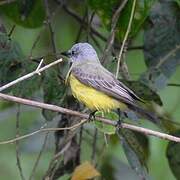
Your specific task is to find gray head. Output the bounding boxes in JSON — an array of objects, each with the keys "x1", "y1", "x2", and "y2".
[{"x1": 63, "y1": 43, "x2": 100, "y2": 64}]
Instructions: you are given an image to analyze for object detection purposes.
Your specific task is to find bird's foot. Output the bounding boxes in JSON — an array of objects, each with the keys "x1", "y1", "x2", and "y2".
[
  {"x1": 116, "y1": 109, "x2": 125, "y2": 129},
  {"x1": 116, "y1": 118, "x2": 123, "y2": 129},
  {"x1": 88, "y1": 110, "x2": 97, "y2": 122}
]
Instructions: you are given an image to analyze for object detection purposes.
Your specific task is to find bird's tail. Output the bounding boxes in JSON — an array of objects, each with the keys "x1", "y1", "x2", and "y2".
[{"x1": 127, "y1": 104, "x2": 159, "y2": 124}]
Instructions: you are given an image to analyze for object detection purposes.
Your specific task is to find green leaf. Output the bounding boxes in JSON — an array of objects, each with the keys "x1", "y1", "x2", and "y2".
[
  {"x1": 117, "y1": 129, "x2": 149, "y2": 179},
  {"x1": 143, "y1": 1, "x2": 180, "y2": 90},
  {"x1": 0, "y1": 32, "x2": 24, "y2": 85},
  {"x1": 117, "y1": 0, "x2": 157, "y2": 40},
  {"x1": 120, "y1": 79, "x2": 163, "y2": 106},
  {"x1": 0, "y1": 30, "x2": 41, "y2": 97},
  {"x1": 88, "y1": 0, "x2": 156, "y2": 40},
  {"x1": 94, "y1": 111, "x2": 118, "y2": 134},
  {"x1": 0, "y1": 0, "x2": 45, "y2": 28},
  {"x1": 166, "y1": 130, "x2": 180, "y2": 180},
  {"x1": 174, "y1": 0, "x2": 180, "y2": 7},
  {"x1": 42, "y1": 68, "x2": 66, "y2": 121}
]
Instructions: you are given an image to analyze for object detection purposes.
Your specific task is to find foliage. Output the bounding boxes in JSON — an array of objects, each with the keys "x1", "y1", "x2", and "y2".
[
  {"x1": 0, "y1": 0, "x2": 45, "y2": 28},
  {"x1": 0, "y1": 0, "x2": 179, "y2": 180}
]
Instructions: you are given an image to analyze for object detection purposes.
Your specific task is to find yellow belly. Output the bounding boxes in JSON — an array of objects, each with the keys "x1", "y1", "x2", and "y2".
[{"x1": 69, "y1": 74, "x2": 127, "y2": 112}]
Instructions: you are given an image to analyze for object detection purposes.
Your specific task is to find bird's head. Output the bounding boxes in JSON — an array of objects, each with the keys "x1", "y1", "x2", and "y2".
[{"x1": 61, "y1": 43, "x2": 100, "y2": 65}]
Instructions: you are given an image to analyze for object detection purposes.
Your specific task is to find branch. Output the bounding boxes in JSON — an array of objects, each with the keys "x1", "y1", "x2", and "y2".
[
  {"x1": 15, "y1": 105, "x2": 25, "y2": 180},
  {"x1": 0, "y1": 93, "x2": 180, "y2": 143},
  {"x1": 44, "y1": 0, "x2": 57, "y2": 56},
  {"x1": 0, "y1": 58, "x2": 63, "y2": 92},
  {"x1": 101, "y1": 0, "x2": 128, "y2": 63},
  {"x1": 116, "y1": 0, "x2": 137, "y2": 77},
  {"x1": 156, "y1": 44, "x2": 180, "y2": 69},
  {"x1": 0, "y1": 119, "x2": 87, "y2": 145},
  {"x1": 63, "y1": 5, "x2": 107, "y2": 42}
]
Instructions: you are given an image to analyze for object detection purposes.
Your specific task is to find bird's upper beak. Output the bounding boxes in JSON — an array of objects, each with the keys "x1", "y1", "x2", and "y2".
[
  {"x1": 61, "y1": 51, "x2": 73, "y2": 67},
  {"x1": 61, "y1": 51, "x2": 71, "y2": 57}
]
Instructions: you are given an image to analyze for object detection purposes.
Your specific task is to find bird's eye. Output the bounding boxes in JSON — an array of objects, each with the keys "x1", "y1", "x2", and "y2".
[{"x1": 71, "y1": 51, "x2": 75, "y2": 55}]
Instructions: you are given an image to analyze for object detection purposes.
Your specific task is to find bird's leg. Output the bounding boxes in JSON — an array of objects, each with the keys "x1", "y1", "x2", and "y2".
[
  {"x1": 116, "y1": 108, "x2": 124, "y2": 129},
  {"x1": 88, "y1": 110, "x2": 97, "y2": 122}
]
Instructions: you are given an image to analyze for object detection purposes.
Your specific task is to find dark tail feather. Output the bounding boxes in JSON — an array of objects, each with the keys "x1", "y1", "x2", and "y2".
[{"x1": 127, "y1": 104, "x2": 159, "y2": 124}]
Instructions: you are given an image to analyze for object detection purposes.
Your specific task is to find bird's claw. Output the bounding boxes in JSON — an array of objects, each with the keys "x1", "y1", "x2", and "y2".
[{"x1": 88, "y1": 111, "x2": 97, "y2": 122}]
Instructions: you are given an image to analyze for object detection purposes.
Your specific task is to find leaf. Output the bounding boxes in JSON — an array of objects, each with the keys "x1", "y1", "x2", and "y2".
[
  {"x1": 117, "y1": 129, "x2": 149, "y2": 179},
  {"x1": 117, "y1": 0, "x2": 157, "y2": 40},
  {"x1": 88, "y1": 0, "x2": 156, "y2": 40},
  {"x1": 142, "y1": 1, "x2": 180, "y2": 90},
  {"x1": 100, "y1": 153, "x2": 146, "y2": 180},
  {"x1": 42, "y1": 67, "x2": 66, "y2": 121},
  {"x1": 94, "y1": 111, "x2": 118, "y2": 134},
  {"x1": 0, "y1": 0, "x2": 45, "y2": 28},
  {"x1": 0, "y1": 30, "x2": 41, "y2": 97},
  {"x1": 166, "y1": 130, "x2": 180, "y2": 180},
  {"x1": 120, "y1": 79, "x2": 163, "y2": 106},
  {"x1": 0, "y1": 32, "x2": 24, "y2": 85},
  {"x1": 71, "y1": 161, "x2": 100, "y2": 180},
  {"x1": 174, "y1": 0, "x2": 180, "y2": 7}
]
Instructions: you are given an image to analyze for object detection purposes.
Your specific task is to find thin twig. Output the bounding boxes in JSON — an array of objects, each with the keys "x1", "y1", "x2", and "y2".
[
  {"x1": 75, "y1": 8, "x2": 88, "y2": 43},
  {"x1": 15, "y1": 105, "x2": 25, "y2": 180},
  {"x1": 62, "y1": 2, "x2": 143, "y2": 53},
  {"x1": 101, "y1": 0, "x2": 128, "y2": 64},
  {"x1": 116, "y1": 0, "x2": 137, "y2": 78},
  {"x1": 0, "y1": 119, "x2": 87, "y2": 145},
  {"x1": 63, "y1": 5, "x2": 107, "y2": 42},
  {"x1": 0, "y1": 93, "x2": 180, "y2": 143},
  {"x1": 44, "y1": 0, "x2": 57, "y2": 55},
  {"x1": 90, "y1": 34, "x2": 103, "y2": 52},
  {"x1": 8, "y1": 24, "x2": 16, "y2": 37},
  {"x1": 29, "y1": 31, "x2": 42, "y2": 59},
  {"x1": 156, "y1": 45, "x2": 180, "y2": 69},
  {"x1": 0, "y1": 58, "x2": 63, "y2": 92},
  {"x1": 29, "y1": 133, "x2": 49, "y2": 180}
]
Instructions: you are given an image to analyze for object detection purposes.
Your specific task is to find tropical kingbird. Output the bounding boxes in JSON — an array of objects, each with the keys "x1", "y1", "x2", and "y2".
[{"x1": 62, "y1": 43, "x2": 157, "y2": 123}]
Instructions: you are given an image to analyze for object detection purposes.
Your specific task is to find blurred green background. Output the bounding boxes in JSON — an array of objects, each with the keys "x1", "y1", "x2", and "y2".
[{"x1": 0, "y1": 0, "x2": 180, "y2": 179}]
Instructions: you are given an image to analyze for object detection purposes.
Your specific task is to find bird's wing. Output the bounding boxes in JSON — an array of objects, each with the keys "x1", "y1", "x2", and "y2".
[{"x1": 71, "y1": 63, "x2": 142, "y2": 106}]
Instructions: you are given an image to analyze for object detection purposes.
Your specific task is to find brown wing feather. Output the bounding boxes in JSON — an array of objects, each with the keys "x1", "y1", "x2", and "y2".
[{"x1": 71, "y1": 63, "x2": 142, "y2": 107}]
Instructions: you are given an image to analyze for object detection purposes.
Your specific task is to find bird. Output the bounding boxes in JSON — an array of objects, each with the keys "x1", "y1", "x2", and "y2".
[{"x1": 62, "y1": 42, "x2": 158, "y2": 123}]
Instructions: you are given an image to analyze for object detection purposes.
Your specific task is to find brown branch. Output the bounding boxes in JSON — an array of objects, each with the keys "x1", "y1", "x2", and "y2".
[
  {"x1": 0, "y1": 119, "x2": 87, "y2": 145},
  {"x1": 75, "y1": 7, "x2": 88, "y2": 43},
  {"x1": 62, "y1": 5, "x2": 107, "y2": 42},
  {"x1": 44, "y1": 0, "x2": 57, "y2": 56},
  {"x1": 101, "y1": 0, "x2": 128, "y2": 64},
  {"x1": 0, "y1": 93, "x2": 180, "y2": 143}
]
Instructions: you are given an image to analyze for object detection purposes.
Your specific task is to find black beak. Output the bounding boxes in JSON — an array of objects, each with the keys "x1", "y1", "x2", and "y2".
[{"x1": 61, "y1": 51, "x2": 70, "y2": 57}]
